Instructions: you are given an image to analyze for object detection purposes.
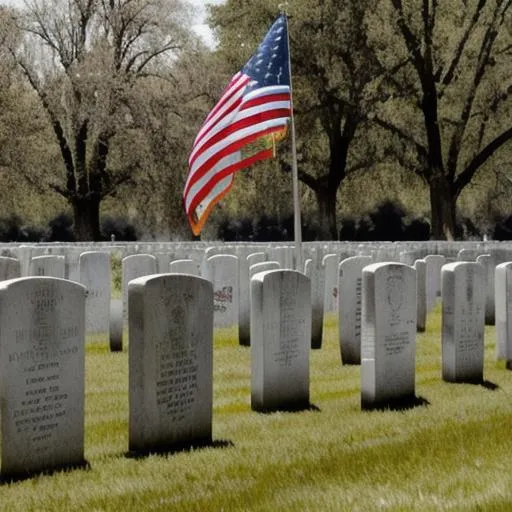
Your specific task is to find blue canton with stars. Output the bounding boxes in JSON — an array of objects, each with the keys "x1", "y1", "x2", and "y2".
[{"x1": 242, "y1": 15, "x2": 290, "y2": 90}]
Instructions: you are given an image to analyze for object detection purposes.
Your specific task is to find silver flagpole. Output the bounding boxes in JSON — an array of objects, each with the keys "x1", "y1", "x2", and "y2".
[{"x1": 282, "y1": 9, "x2": 303, "y2": 271}]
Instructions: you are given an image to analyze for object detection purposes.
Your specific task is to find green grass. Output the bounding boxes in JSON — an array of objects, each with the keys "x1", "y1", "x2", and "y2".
[{"x1": 2, "y1": 308, "x2": 512, "y2": 511}]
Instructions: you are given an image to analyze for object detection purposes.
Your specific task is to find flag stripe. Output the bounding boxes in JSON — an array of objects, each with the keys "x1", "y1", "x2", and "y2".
[
  {"x1": 187, "y1": 148, "x2": 274, "y2": 217},
  {"x1": 185, "y1": 120, "x2": 289, "y2": 198},
  {"x1": 188, "y1": 103, "x2": 290, "y2": 170}
]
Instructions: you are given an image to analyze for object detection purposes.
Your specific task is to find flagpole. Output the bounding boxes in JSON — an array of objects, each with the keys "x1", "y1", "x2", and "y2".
[{"x1": 282, "y1": 9, "x2": 303, "y2": 272}]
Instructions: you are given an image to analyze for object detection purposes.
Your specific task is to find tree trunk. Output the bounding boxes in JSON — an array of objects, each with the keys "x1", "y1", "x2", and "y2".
[
  {"x1": 429, "y1": 175, "x2": 457, "y2": 240},
  {"x1": 71, "y1": 195, "x2": 102, "y2": 241},
  {"x1": 315, "y1": 184, "x2": 338, "y2": 240}
]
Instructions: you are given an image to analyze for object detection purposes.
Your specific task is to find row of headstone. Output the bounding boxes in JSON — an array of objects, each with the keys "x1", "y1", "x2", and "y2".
[{"x1": 0, "y1": 256, "x2": 508, "y2": 477}]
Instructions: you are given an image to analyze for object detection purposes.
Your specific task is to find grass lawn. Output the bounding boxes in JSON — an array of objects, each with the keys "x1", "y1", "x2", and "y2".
[{"x1": 1, "y1": 308, "x2": 512, "y2": 511}]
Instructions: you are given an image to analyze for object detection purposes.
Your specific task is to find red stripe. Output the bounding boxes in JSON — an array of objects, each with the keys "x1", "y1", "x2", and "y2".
[
  {"x1": 185, "y1": 123, "x2": 288, "y2": 197},
  {"x1": 189, "y1": 108, "x2": 290, "y2": 170},
  {"x1": 195, "y1": 75, "x2": 250, "y2": 142},
  {"x1": 192, "y1": 95, "x2": 243, "y2": 154},
  {"x1": 240, "y1": 92, "x2": 290, "y2": 110},
  {"x1": 188, "y1": 148, "x2": 274, "y2": 215}
]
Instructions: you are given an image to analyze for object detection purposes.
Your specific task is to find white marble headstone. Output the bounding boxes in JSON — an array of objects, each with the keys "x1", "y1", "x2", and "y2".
[
  {"x1": 0, "y1": 256, "x2": 20, "y2": 281},
  {"x1": 338, "y1": 256, "x2": 372, "y2": 365},
  {"x1": 441, "y1": 262, "x2": 485, "y2": 383},
  {"x1": 251, "y1": 270, "x2": 311, "y2": 412},
  {"x1": 0, "y1": 277, "x2": 86, "y2": 478},
  {"x1": 361, "y1": 263, "x2": 417, "y2": 409},
  {"x1": 169, "y1": 259, "x2": 199, "y2": 275},
  {"x1": 414, "y1": 259, "x2": 427, "y2": 333},
  {"x1": 204, "y1": 254, "x2": 239, "y2": 329},
  {"x1": 495, "y1": 262, "x2": 512, "y2": 362},
  {"x1": 128, "y1": 274, "x2": 213, "y2": 452},
  {"x1": 122, "y1": 254, "x2": 157, "y2": 323},
  {"x1": 79, "y1": 251, "x2": 111, "y2": 335},
  {"x1": 30, "y1": 256, "x2": 66, "y2": 279}
]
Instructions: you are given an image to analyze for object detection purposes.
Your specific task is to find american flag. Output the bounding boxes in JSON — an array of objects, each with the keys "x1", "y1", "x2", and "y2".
[{"x1": 184, "y1": 15, "x2": 292, "y2": 236}]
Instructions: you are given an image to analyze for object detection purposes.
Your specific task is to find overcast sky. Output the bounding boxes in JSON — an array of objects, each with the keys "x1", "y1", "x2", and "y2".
[{"x1": 0, "y1": 0, "x2": 225, "y2": 47}]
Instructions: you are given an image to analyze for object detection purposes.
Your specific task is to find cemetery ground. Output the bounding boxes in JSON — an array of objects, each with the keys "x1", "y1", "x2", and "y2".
[{"x1": 1, "y1": 311, "x2": 512, "y2": 511}]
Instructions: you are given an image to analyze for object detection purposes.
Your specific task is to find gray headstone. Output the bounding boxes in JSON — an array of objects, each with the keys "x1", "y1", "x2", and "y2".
[
  {"x1": 361, "y1": 263, "x2": 417, "y2": 409},
  {"x1": 30, "y1": 256, "x2": 66, "y2": 279},
  {"x1": 204, "y1": 255, "x2": 239, "y2": 329},
  {"x1": 495, "y1": 262, "x2": 512, "y2": 362},
  {"x1": 338, "y1": 256, "x2": 372, "y2": 365},
  {"x1": 476, "y1": 254, "x2": 495, "y2": 325},
  {"x1": 109, "y1": 299, "x2": 123, "y2": 352},
  {"x1": 79, "y1": 251, "x2": 111, "y2": 335},
  {"x1": 323, "y1": 254, "x2": 339, "y2": 314},
  {"x1": 239, "y1": 261, "x2": 280, "y2": 347},
  {"x1": 0, "y1": 256, "x2": 20, "y2": 281},
  {"x1": 251, "y1": 270, "x2": 311, "y2": 412},
  {"x1": 122, "y1": 254, "x2": 157, "y2": 323},
  {"x1": 0, "y1": 277, "x2": 86, "y2": 478},
  {"x1": 304, "y1": 252, "x2": 324, "y2": 349},
  {"x1": 169, "y1": 259, "x2": 199, "y2": 275},
  {"x1": 128, "y1": 274, "x2": 213, "y2": 452},
  {"x1": 239, "y1": 253, "x2": 268, "y2": 346},
  {"x1": 414, "y1": 259, "x2": 427, "y2": 333},
  {"x1": 155, "y1": 253, "x2": 171, "y2": 274},
  {"x1": 424, "y1": 254, "x2": 445, "y2": 312},
  {"x1": 441, "y1": 262, "x2": 485, "y2": 383}
]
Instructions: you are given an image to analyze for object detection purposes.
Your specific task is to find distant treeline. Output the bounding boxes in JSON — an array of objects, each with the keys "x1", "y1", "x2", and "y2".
[{"x1": 2, "y1": 201, "x2": 512, "y2": 243}]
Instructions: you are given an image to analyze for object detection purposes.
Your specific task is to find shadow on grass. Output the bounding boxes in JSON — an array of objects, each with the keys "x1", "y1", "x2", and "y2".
[
  {"x1": 475, "y1": 380, "x2": 499, "y2": 390},
  {"x1": 252, "y1": 402, "x2": 321, "y2": 414},
  {"x1": 362, "y1": 395, "x2": 430, "y2": 412},
  {"x1": 0, "y1": 459, "x2": 90, "y2": 485},
  {"x1": 125, "y1": 438, "x2": 234, "y2": 460}
]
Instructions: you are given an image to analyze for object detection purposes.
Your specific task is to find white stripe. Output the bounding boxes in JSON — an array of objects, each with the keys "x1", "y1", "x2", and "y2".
[
  {"x1": 193, "y1": 74, "x2": 250, "y2": 146},
  {"x1": 185, "y1": 152, "x2": 241, "y2": 212},
  {"x1": 194, "y1": 174, "x2": 234, "y2": 219},
  {"x1": 189, "y1": 99, "x2": 290, "y2": 164},
  {"x1": 243, "y1": 85, "x2": 290, "y2": 101},
  {"x1": 188, "y1": 116, "x2": 289, "y2": 177}
]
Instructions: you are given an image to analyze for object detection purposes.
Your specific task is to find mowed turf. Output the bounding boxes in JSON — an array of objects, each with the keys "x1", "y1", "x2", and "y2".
[{"x1": 1, "y1": 307, "x2": 512, "y2": 511}]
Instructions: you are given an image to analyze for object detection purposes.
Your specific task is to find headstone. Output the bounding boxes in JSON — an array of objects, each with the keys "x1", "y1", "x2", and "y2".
[
  {"x1": 495, "y1": 262, "x2": 512, "y2": 362},
  {"x1": 109, "y1": 299, "x2": 123, "y2": 352},
  {"x1": 122, "y1": 254, "x2": 157, "y2": 323},
  {"x1": 0, "y1": 256, "x2": 20, "y2": 281},
  {"x1": 476, "y1": 254, "x2": 495, "y2": 325},
  {"x1": 304, "y1": 252, "x2": 324, "y2": 349},
  {"x1": 361, "y1": 263, "x2": 417, "y2": 409},
  {"x1": 0, "y1": 277, "x2": 86, "y2": 478},
  {"x1": 424, "y1": 254, "x2": 445, "y2": 312},
  {"x1": 251, "y1": 270, "x2": 311, "y2": 412},
  {"x1": 323, "y1": 254, "x2": 339, "y2": 313},
  {"x1": 155, "y1": 253, "x2": 171, "y2": 274},
  {"x1": 239, "y1": 252, "x2": 268, "y2": 346},
  {"x1": 441, "y1": 262, "x2": 485, "y2": 383},
  {"x1": 414, "y1": 259, "x2": 427, "y2": 332},
  {"x1": 128, "y1": 274, "x2": 213, "y2": 452},
  {"x1": 169, "y1": 259, "x2": 199, "y2": 275},
  {"x1": 204, "y1": 255, "x2": 239, "y2": 329},
  {"x1": 30, "y1": 256, "x2": 66, "y2": 279},
  {"x1": 338, "y1": 256, "x2": 372, "y2": 365},
  {"x1": 79, "y1": 251, "x2": 111, "y2": 335}
]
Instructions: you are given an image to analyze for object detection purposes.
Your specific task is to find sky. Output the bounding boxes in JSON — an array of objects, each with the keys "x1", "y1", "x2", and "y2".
[{"x1": 0, "y1": 0, "x2": 225, "y2": 47}]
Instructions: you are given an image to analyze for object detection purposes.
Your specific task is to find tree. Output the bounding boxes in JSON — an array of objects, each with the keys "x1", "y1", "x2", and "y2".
[
  {"x1": 3, "y1": 0, "x2": 192, "y2": 240},
  {"x1": 209, "y1": 0, "x2": 386, "y2": 239},
  {"x1": 371, "y1": 0, "x2": 512, "y2": 239}
]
